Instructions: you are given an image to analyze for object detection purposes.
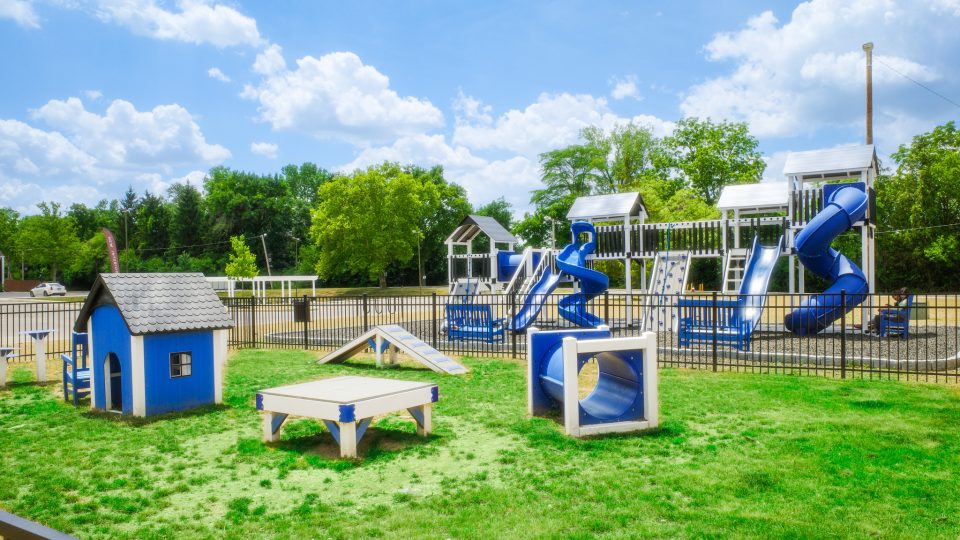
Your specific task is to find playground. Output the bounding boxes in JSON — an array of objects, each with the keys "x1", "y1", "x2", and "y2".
[
  {"x1": 3, "y1": 144, "x2": 960, "y2": 538},
  {"x1": 0, "y1": 349, "x2": 958, "y2": 538}
]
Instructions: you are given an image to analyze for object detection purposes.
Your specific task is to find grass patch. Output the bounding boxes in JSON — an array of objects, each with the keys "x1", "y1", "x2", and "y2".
[{"x1": 1, "y1": 350, "x2": 959, "y2": 538}]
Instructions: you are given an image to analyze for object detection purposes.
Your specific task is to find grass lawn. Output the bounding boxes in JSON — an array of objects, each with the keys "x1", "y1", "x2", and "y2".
[
  {"x1": 1, "y1": 351, "x2": 959, "y2": 539},
  {"x1": 221, "y1": 286, "x2": 448, "y2": 299}
]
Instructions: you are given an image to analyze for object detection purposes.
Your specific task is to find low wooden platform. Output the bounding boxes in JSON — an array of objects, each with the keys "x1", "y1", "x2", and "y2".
[{"x1": 256, "y1": 376, "x2": 438, "y2": 458}]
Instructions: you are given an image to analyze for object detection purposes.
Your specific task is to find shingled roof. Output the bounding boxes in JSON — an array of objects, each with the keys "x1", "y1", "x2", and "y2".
[{"x1": 75, "y1": 273, "x2": 234, "y2": 335}]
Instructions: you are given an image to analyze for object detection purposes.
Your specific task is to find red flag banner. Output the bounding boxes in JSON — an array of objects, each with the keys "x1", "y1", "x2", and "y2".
[{"x1": 102, "y1": 228, "x2": 120, "y2": 273}]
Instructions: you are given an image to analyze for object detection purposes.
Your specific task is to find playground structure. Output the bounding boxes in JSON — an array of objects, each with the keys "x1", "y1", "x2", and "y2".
[
  {"x1": 527, "y1": 326, "x2": 658, "y2": 437},
  {"x1": 448, "y1": 145, "x2": 879, "y2": 343},
  {"x1": 318, "y1": 324, "x2": 467, "y2": 374}
]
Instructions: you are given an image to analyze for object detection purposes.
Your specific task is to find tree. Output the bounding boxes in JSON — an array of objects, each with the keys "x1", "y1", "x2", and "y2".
[
  {"x1": 310, "y1": 163, "x2": 424, "y2": 288},
  {"x1": 0, "y1": 208, "x2": 18, "y2": 278},
  {"x1": 661, "y1": 117, "x2": 765, "y2": 205},
  {"x1": 16, "y1": 202, "x2": 81, "y2": 280},
  {"x1": 475, "y1": 197, "x2": 513, "y2": 231},
  {"x1": 876, "y1": 121, "x2": 960, "y2": 290},
  {"x1": 225, "y1": 236, "x2": 259, "y2": 279},
  {"x1": 169, "y1": 182, "x2": 206, "y2": 257},
  {"x1": 403, "y1": 165, "x2": 471, "y2": 286},
  {"x1": 135, "y1": 192, "x2": 172, "y2": 258}
]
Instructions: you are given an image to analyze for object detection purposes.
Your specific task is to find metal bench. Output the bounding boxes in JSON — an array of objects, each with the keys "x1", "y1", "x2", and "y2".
[
  {"x1": 677, "y1": 297, "x2": 753, "y2": 351},
  {"x1": 445, "y1": 304, "x2": 505, "y2": 343}
]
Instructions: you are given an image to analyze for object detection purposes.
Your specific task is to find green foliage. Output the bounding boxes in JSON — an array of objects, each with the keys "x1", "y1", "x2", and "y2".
[
  {"x1": 401, "y1": 165, "x2": 471, "y2": 286},
  {"x1": 169, "y1": 182, "x2": 206, "y2": 257},
  {"x1": 225, "y1": 236, "x2": 259, "y2": 279},
  {"x1": 0, "y1": 208, "x2": 19, "y2": 276},
  {"x1": 15, "y1": 202, "x2": 81, "y2": 281},
  {"x1": 310, "y1": 163, "x2": 425, "y2": 287},
  {"x1": 661, "y1": 117, "x2": 765, "y2": 204},
  {"x1": 474, "y1": 197, "x2": 513, "y2": 231},
  {"x1": 876, "y1": 121, "x2": 960, "y2": 290}
]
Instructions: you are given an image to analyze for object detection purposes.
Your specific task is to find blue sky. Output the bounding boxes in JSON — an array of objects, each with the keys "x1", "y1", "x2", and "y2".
[{"x1": 2, "y1": 0, "x2": 959, "y2": 215}]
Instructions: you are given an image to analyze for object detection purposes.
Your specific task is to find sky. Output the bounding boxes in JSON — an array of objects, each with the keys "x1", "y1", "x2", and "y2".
[{"x1": 1, "y1": 0, "x2": 959, "y2": 216}]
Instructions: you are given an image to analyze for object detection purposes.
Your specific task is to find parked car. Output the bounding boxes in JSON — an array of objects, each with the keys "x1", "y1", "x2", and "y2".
[{"x1": 30, "y1": 282, "x2": 67, "y2": 297}]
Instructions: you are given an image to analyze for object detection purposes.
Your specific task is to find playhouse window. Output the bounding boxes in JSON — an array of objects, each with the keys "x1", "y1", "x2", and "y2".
[{"x1": 170, "y1": 352, "x2": 192, "y2": 378}]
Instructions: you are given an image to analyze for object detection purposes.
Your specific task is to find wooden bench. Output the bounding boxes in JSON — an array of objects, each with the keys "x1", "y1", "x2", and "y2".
[
  {"x1": 677, "y1": 297, "x2": 753, "y2": 351},
  {"x1": 878, "y1": 294, "x2": 913, "y2": 339},
  {"x1": 61, "y1": 332, "x2": 90, "y2": 405},
  {"x1": 446, "y1": 304, "x2": 505, "y2": 343}
]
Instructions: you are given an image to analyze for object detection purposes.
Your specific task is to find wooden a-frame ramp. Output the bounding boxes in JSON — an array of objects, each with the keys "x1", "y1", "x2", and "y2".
[{"x1": 318, "y1": 325, "x2": 467, "y2": 375}]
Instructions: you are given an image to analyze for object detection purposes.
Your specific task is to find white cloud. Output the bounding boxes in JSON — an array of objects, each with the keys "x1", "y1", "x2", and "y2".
[
  {"x1": 452, "y1": 93, "x2": 626, "y2": 156},
  {"x1": 681, "y1": 0, "x2": 960, "y2": 143},
  {"x1": 32, "y1": 97, "x2": 230, "y2": 170},
  {"x1": 250, "y1": 141, "x2": 278, "y2": 159},
  {"x1": 0, "y1": 97, "x2": 228, "y2": 212},
  {"x1": 207, "y1": 67, "x2": 230, "y2": 82},
  {"x1": 610, "y1": 75, "x2": 641, "y2": 100},
  {"x1": 242, "y1": 50, "x2": 444, "y2": 143},
  {"x1": 0, "y1": 0, "x2": 39, "y2": 28},
  {"x1": 84, "y1": 89, "x2": 103, "y2": 101},
  {"x1": 94, "y1": 0, "x2": 261, "y2": 48}
]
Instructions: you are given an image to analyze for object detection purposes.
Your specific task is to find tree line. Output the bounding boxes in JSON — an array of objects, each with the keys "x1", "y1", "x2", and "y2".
[{"x1": 1, "y1": 118, "x2": 958, "y2": 291}]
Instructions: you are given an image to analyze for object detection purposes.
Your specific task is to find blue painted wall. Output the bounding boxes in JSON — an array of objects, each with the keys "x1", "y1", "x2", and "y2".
[
  {"x1": 90, "y1": 305, "x2": 133, "y2": 415},
  {"x1": 143, "y1": 331, "x2": 215, "y2": 416}
]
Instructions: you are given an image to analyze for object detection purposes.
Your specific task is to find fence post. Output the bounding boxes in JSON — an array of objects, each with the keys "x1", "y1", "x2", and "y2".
[
  {"x1": 302, "y1": 295, "x2": 310, "y2": 350},
  {"x1": 711, "y1": 291, "x2": 718, "y2": 372},
  {"x1": 249, "y1": 296, "x2": 257, "y2": 348},
  {"x1": 604, "y1": 290, "x2": 610, "y2": 326},
  {"x1": 362, "y1": 294, "x2": 369, "y2": 332},
  {"x1": 840, "y1": 289, "x2": 847, "y2": 379},
  {"x1": 431, "y1": 292, "x2": 438, "y2": 349},
  {"x1": 510, "y1": 292, "x2": 517, "y2": 359}
]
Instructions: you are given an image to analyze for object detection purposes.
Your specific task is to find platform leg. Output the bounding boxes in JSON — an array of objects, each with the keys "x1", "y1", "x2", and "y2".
[
  {"x1": 375, "y1": 335, "x2": 383, "y2": 368},
  {"x1": 0, "y1": 357, "x2": 7, "y2": 389},
  {"x1": 562, "y1": 337, "x2": 580, "y2": 437},
  {"x1": 262, "y1": 412, "x2": 287, "y2": 443},
  {"x1": 35, "y1": 338, "x2": 46, "y2": 383},
  {"x1": 339, "y1": 421, "x2": 357, "y2": 458},
  {"x1": 408, "y1": 404, "x2": 432, "y2": 436},
  {"x1": 388, "y1": 345, "x2": 397, "y2": 366}
]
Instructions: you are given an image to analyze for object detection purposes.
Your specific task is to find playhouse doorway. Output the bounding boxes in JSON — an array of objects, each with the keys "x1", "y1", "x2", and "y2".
[{"x1": 103, "y1": 353, "x2": 122, "y2": 412}]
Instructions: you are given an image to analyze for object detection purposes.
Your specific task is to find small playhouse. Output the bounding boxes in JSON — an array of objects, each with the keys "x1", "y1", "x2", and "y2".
[{"x1": 74, "y1": 273, "x2": 233, "y2": 417}]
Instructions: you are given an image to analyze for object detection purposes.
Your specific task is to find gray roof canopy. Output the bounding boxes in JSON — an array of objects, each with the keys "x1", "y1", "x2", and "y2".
[
  {"x1": 446, "y1": 215, "x2": 517, "y2": 244},
  {"x1": 783, "y1": 145, "x2": 876, "y2": 178},
  {"x1": 567, "y1": 192, "x2": 646, "y2": 221},
  {"x1": 75, "y1": 273, "x2": 234, "y2": 335}
]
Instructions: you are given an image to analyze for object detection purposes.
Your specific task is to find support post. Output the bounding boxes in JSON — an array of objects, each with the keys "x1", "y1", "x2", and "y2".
[
  {"x1": 510, "y1": 291, "x2": 517, "y2": 359},
  {"x1": 339, "y1": 421, "x2": 358, "y2": 458},
  {"x1": 711, "y1": 291, "x2": 718, "y2": 372},
  {"x1": 431, "y1": 292, "x2": 438, "y2": 348},
  {"x1": 362, "y1": 294, "x2": 369, "y2": 332},
  {"x1": 840, "y1": 290, "x2": 847, "y2": 379}
]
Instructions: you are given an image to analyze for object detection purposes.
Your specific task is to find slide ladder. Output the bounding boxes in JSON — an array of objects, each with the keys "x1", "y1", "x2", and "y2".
[
  {"x1": 722, "y1": 249, "x2": 749, "y2": 293},
  {"x1": 784, "y1": 185, "x2": 869, "y2": 335}
]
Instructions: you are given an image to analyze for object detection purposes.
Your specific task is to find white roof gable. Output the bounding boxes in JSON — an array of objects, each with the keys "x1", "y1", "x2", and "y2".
[
  {"x1": 783, "y1": 145, "x2": 876, "y2": 176},
  {"x1": 567, "y1": 192, "x2": 646, "y2": 221},
  {"x1": 717, "y1": 182, "x2": 789, "y2": 212}
]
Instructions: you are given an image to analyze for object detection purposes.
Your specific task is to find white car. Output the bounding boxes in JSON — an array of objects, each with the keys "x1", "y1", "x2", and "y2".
[{"x1": 30, "y1": 282, "x2": 67, "y2": 297}]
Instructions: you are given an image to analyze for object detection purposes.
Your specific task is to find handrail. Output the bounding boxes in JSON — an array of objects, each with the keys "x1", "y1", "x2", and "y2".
[
  {"x1": 502, "y1": 247, "x2": 534, "y2": 298},
  {"x1": 517, "y1": 250, "x2": 555, "y2": 299}
]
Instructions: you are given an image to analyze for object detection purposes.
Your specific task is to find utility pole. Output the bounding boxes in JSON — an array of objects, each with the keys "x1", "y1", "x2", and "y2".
[
  {"x1": 260, "y1": 234, "x2": 272, "y2": 276},
  {"x1": 121, "y1": 208, "x2": 131, "y2": 272},
  {"x1": 863, "y1": 42, "x2": 874, "y2": 145}
]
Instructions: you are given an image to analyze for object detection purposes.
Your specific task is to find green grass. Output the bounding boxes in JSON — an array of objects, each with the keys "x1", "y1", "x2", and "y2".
[{"x1": 1, "y1": 351, "x2": 960, "y2": 539}]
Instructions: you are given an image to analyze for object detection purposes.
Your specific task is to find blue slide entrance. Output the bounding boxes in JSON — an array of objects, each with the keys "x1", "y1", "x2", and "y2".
[
  {"x1": 509, "y1": 221, "x2": 609, "y2": 331},
  {"x1": 784, "y1": 184, "x2": 869, "y2": 335}
]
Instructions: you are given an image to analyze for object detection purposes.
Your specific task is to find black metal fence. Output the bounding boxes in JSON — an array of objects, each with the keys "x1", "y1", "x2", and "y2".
[
  {"x1": 0, "y1": 300, "x2": 83, "y2": 361},
  {"x1": 223, "y1": 291, "x2": 960, "y2": 383},
  {"x1": 1, "y1": 292, "x2": 955, "y2": 383}
]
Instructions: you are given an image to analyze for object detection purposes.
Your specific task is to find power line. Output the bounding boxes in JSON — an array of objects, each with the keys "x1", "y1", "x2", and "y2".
[
  {"x1": 876, "y1": 221, "x2": 960, "y2": 235},
  {"x1": 875, "y1": 57, "x2": 960, "y2": 110}
]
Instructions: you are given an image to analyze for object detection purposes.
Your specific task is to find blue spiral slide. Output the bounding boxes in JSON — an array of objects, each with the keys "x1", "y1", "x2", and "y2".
[
  {"x1": 510, "y1": 221, "x2": 609, "y2": 331},
  {"x1": 784, "y1": 185, "x2": 869, "y2": 335}
]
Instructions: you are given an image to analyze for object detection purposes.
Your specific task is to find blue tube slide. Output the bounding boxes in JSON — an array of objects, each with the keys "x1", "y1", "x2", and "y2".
[
  {"x1": 557, "y1": 221, "x2": 609, "y2": 327},
  {"x1": 784, "y1": 185, "x2": 869, "y2": 335},
  {"x1": 509, "y1": 221, "x2": 609, "y2": 331}
]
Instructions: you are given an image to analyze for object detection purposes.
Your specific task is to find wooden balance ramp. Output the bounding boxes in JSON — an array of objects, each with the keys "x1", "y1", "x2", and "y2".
[{"x1": 318, "y1": 325, "x2": 467, "y2": 375}]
